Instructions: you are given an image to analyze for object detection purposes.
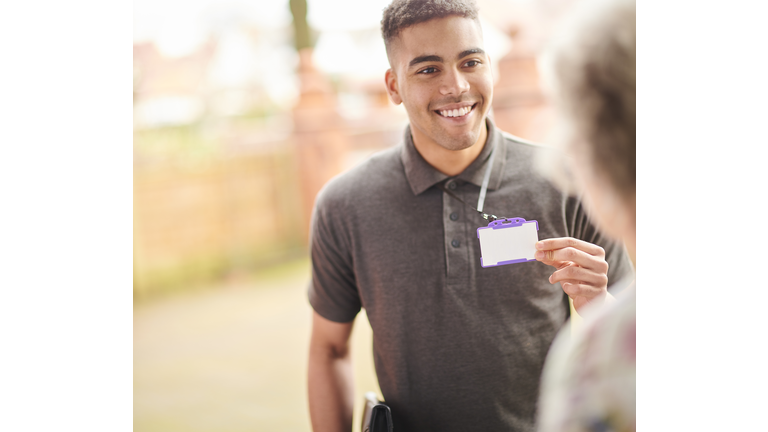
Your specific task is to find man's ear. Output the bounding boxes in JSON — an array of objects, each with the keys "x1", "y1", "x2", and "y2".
[{"x1": 385, "y1": 69, "x2": 402, "y2": 105}]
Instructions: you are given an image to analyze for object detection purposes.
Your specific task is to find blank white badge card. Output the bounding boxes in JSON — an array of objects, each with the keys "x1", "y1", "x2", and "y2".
[{"x1": 477, "y1": 218, "x2": 539, "y2": 268}]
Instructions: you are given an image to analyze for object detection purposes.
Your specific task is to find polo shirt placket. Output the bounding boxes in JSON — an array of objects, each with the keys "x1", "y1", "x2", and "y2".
[
  {"x1": 442, "y1": 179, "x2": 471, "y2": 285},
  {"x1": 432, "y1": 127, "x2": 506, "y2": 290}
]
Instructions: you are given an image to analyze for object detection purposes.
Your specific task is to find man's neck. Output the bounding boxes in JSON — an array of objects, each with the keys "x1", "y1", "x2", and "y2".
[{"x1": 412, "y1": 123, "x2": 489, "y2": 177}]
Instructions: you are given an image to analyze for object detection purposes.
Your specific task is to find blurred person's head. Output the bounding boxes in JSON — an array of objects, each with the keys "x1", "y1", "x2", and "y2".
[
  {"x1": 381, "y1": 0, "x2": 494, "y2": 156},
  {"x1": 541, "y1": 0, "x2": 636, "y2": 257}
]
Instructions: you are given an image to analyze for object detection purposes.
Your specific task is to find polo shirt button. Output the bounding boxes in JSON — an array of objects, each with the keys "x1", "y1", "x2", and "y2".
[
  {"x1": 448, "y1": 181, "x2": 457, "y2": 190},
  {"x1": 450, "y1": 212, "x2": 459, "y2": 221},
  {"x1": 451, "y1": 239, "x2": 460, "y2": 248}
]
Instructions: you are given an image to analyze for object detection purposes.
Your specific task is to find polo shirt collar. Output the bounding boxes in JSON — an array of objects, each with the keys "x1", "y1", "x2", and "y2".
[{"x1": 401, "y1": 117, "x2": 507, "y2": 196}]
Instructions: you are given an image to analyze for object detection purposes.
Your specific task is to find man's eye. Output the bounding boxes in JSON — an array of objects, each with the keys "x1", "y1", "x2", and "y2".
[
  {"x1": 418, "y1": 67, "x2": 438, "y2": 74},
  {"x1": 465, "y1": 60, "x2": 480, "y2": 67}
]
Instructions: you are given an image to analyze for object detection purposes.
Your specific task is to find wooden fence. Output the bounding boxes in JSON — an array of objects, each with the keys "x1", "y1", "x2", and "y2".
[{"x1": 134, "y1": 142, "x2": 305, "y2": 299}]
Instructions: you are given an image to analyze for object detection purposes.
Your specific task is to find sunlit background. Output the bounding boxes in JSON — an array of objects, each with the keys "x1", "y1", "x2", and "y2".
[{"x1": 134, "y1": 0, "x2": 576, "y2": 430}]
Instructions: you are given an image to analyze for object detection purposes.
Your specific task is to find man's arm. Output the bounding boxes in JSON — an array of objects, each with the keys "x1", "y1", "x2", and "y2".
[{"x1": 308, "y1": 310, "x2": 355, "y2": 432}]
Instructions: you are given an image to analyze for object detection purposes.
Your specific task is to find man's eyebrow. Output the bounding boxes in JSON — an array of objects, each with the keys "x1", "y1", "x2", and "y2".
[
  {"x1": 407, "y1": 49, "x2": 486, "y2": 68},
  {"x1": 408, "y1": 55, "x2": 443, "y2": 67},
  {"x1": 457, "y1": 48, "x2": 485, "y2": 60}
]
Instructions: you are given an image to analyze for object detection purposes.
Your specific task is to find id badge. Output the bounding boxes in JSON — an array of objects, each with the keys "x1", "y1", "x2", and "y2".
[{"x1": 477, "y1": 218, "x2": 539, "y2": 268}]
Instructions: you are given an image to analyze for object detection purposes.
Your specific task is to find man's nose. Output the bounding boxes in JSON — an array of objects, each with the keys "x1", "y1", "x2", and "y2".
[{"x1": 439, "y1": 68, "x2": 470, "y2": 96}]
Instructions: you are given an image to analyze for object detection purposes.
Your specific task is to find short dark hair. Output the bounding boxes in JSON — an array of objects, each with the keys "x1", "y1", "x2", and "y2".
[{"x1": 381, "y1": 0, "x2": 480, "y2": 60}]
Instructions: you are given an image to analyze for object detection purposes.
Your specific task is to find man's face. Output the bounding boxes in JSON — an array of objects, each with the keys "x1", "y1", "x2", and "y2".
[{"x1": 385, "y1": 16, "x2": 494, "y2": 152}]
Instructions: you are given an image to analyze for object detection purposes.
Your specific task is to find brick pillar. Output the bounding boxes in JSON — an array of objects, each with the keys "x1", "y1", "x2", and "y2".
[{"x1": 491, "y1": 27, "x2": 553, "y2": 143}]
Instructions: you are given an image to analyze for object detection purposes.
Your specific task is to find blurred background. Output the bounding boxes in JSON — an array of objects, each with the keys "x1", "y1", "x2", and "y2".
[{"x1": 134, "y1": 0, "x2": 575, "y2": 430}]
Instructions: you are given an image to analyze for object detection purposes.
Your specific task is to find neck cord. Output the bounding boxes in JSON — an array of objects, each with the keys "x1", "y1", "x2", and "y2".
[{"x1": 436, "y1": 141, "x2": 504, "y2": 222}]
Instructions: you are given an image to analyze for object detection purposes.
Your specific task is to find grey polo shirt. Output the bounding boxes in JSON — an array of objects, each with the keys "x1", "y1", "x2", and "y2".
[{"x1": 308, "y1": 118, "x2": 634, "y2": 432}]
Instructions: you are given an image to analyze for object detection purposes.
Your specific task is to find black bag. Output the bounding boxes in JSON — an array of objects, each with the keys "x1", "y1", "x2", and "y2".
[{"x1": 361, "y1": 392, "x2": 393, "y2": 432}]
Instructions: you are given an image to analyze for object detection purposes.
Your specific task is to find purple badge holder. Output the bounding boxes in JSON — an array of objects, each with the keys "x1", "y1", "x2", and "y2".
[{"x1": 477, "y1": 217, "x2": 539, "y2": 268}]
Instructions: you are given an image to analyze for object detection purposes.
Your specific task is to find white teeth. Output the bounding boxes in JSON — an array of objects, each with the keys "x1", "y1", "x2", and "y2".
[{"x1": 439, "y1": 106, "x2": 472, "y2": 118}]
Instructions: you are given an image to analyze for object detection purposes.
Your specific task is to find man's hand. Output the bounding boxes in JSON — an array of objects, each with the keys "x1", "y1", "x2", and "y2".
[{"x1": 534, "y1": 237, "x2": 610, "y2": 313}]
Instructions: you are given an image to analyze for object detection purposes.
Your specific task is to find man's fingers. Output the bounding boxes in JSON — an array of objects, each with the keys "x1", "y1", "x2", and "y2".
[
  {"x1": 535, "y1": 246, "x2": 609, "y2": 274},
  {"x1": 560, "y1": 281, "x2": 603, "y2": 298},
  {"x1": 535, "y1": 237, "x2": 606, "y2": 258},
  {"x1": 535, "y1": 238, "x2": 610, "y2": 308},
  {"x1": 534, "y1": 248, "x2": 569, "y2": 268},
  {"x1": 549, "y1": 265, "x2": 608, "y2": 287}
]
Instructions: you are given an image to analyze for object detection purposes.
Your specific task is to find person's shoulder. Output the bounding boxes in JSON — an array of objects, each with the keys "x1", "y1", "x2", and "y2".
[
  {"x1": 547, "y1": 283, "x2": 636, "y2": 388},
  {"x1": 495, "y1": 128, "x2": 562, "y2": 193},
  {"x1": 538, "y1": 283, "x2": 636, "y2": 431},
  {"x1": 579, "y1": 281, "x2": 636, "y2": 357},
  {"x1": 592, "y1": 279, "x2": 636, "y2": 321},
  {"x1": 497, "y1": 129, "x2": 553, "y2": 168},
  {"x1": 499, "y1": 130, "x2": 548, "y2": 150},
  {"x1": 315, "y1": 144, "x2": 403, "y2": 209}
]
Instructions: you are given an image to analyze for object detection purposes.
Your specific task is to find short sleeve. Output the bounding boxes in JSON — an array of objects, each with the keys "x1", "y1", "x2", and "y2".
[{"x1": 307, "y1": 187, "x2": 361, "y2": 323}]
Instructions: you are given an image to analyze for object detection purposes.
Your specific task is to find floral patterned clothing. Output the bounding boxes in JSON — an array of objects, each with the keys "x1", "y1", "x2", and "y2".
[{"x1": 537, "y1": 281, "x2": 636, "y2": 432}]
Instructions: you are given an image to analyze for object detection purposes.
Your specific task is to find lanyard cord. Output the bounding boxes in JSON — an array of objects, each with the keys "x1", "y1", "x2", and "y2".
[
  {"x1": 436, "y1": 142, "x2": 504, "y2": 222},
  {"x1": 476, "y1": 138, "x2": 497, "y2": 212}
]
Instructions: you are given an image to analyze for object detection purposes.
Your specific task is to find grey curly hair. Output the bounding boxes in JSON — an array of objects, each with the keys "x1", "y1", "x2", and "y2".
[{"x1": 542, "y1": 0, "x2": 636, "y2": 197}]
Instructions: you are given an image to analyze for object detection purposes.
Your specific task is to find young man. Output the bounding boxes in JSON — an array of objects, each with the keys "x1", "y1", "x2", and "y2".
[{"x1": 307, "y1": 1, "x2": 635, "y2": 431}]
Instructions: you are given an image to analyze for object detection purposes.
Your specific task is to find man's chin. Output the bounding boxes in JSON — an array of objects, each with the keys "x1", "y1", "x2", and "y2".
[
  {"x1": 440, "y1": 139, "x2": 477, "y2": 151},
  {"x1": 436, "y1": 131, "x2": 481, "y2": 152}
]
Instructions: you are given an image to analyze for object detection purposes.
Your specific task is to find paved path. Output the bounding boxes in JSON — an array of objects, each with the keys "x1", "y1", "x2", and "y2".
[{"x1": 134, "y1": 258, "x2": 380, "y2": 432}]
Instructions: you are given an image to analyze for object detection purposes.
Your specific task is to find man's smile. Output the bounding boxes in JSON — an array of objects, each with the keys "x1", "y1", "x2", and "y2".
[{"x1": 434, "y1": 102, "x2": 478, "y2": 119}]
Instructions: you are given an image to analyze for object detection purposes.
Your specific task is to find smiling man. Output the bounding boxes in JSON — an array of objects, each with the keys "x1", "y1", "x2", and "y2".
[
  {"x1": 306, "y1": 1, "x2": 635, "y2": 431},
  {"x1": 384, "y1": 15, "x2": 492, "y2": 175}
]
